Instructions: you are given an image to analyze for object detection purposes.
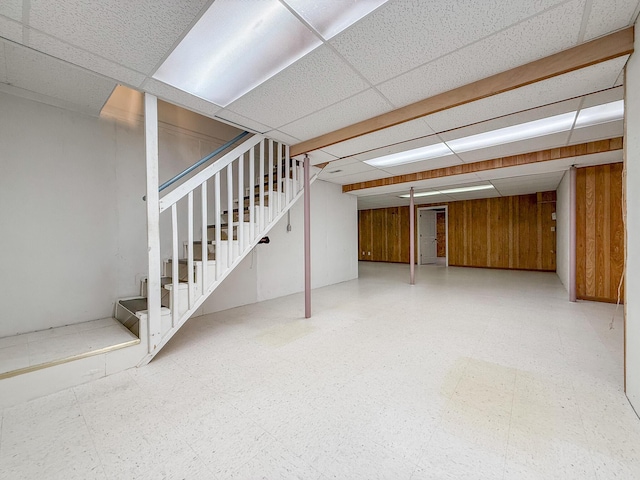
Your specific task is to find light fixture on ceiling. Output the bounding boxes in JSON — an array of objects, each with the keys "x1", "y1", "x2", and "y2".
[
  {"x1": 398, "y1": 184, "x2": 494, "y2": 198},
  {"x1": 153, "y1": 0, "x2": 389, "y2": 107},
  {"x1": 575, "y1": 99, "x2": 624, "y2": 128},
  {"x1": 446, "y1": 112, "x2": 577, "y2": 153},
  {"x1": 363, "y1": 100, "x2": 624, "y2": 168},
  {"x1": 364, "y1": 142, "x2": 454, "y2": 167}
]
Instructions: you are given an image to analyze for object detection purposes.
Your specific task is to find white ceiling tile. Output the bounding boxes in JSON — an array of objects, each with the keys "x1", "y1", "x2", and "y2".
[
  {"x1": 322, "y1": 118, "x2": 434, "y2": 158},
  {"x1": 0, "y1": 14, "x2": 22, "y2": 43},
  {"x1": 572, "y1": 150, "x2": 624, "y2": 166},
  {"x1": 424, "y1": 56, "x2": 628, "y2": 133},
  {"x1": 215, "y1": 109, "x2": 270, "y2": 134},
  {"x1": 226, "y1": 45, "x2": 370, "y2": 129},
  {"x1": 567, "y1": 120, "x2": 624, "y2": 144},
  {"x1": 382, "y1": 156, "x2": 463, "y2": 176},
  {"x1": 295, "y1": 149, "x2": 339, "y2": 166},
  {"x1": 351, "y1": 173, "x2": 483, "y2": 196},
  {"x1": 331, "y1": 0, "x2": 566, "y2": 85},
  {"x1": 454, "y1": 132, "x2": 572, "y2": 163},
  {"x1": 447, "y1": 190, "x2": 501, "y2": 201},
  {"x1": 279, "y1": 89, "x2": 391, "y2": 141},
  {"x1": 265, "y1": 130, "x2": 301, "y2": 145},
  {"x1": 27, "y1": 0, "x2": 209, "y2": 73},
  {"x1": 580, "y1": 86, "x2": 624, "y2": 108},
  {"x1": 377, "y1": 0, "x2": 584, "y2": 107},
  {"x1": 143, "y1": 79, "x2": 221, "y2": 119},
  {"x1": 475, "y1": 163, "x2": 567, "y2": 181},
  {"x1": 3, "y1": 40, "x2": 115, "y2": 114},
  {"x1": 583, "y1": 0, "x2": 639, "y2": 41},
  {"x1": 323, "y1": 169, "x2": 392, "y2": 185},
  {"x1": 319, "y1": 161, "x2": 380, "y2": 180},
  {"x1": 0, "y1": 1, "x2": 22, "y2": 21},
  {"x1": 27, "y1": 29, "x2": 146, "y2": 87}
]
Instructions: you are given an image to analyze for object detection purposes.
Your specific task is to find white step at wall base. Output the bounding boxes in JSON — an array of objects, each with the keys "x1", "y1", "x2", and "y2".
[{"x1": 0, "y1": 320, "x2": 148, "y2": 409}]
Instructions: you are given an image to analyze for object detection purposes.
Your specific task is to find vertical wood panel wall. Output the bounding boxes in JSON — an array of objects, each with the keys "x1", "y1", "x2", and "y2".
[
  {"x1": 358, "y1": 191, "x2": 557, "y2": 271},
  {"x1": 576, "y1": 163, "x2": 624, "y2": 302}
]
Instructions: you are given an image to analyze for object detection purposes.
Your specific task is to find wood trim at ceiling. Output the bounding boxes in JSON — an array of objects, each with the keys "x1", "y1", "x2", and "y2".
[
  {"x1": 290, "y1": 27, "x2": 633, "y2": 158},
  {"x1": 342, "y1": 137, "x2": 623, "y2": 193}
]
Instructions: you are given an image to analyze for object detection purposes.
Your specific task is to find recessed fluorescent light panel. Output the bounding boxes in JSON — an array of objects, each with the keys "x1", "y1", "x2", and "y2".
[
  {"x1": 364, "y1": 143, "x2": 454, "y2": 168},
  {"x1": 398, "y1": 184, "x2": 494, "y2": 198},
  {"x1": 575, "y1": 100, "x2": 624, "y2": 128},
  {"x1": 446, "y1": 112, "x2": 577, "y2": 153},
  {"x1": 153, "y1": 0, "x2": 320, "y2": 107},
  {"x1": 282, "y1": 0, "x2": 389, "y2": 39},
  {"x1": 153, "y1": 0, "x2": 389, "y2": 107}
]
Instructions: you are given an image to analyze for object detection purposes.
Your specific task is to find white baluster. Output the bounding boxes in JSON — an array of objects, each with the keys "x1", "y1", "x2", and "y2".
[
  {"x1": 285, "y1": 144, "x2": 291, "y2": 204},
  {"x1": 201, "y1": 181, "x2": 208, "y2": 290},
  {"x1": 276, "y1": 142, "x2": 282, "y2": 213},
  {"x1": 259, "y1": 140, "x2": 265, "y2": 233},
  {"x1": 268, "y1": 139, "x2": 273, "y2": 223},
  {"x1": 227, "y1": 162, "x2": 233, "y2": 267},
  {"x1": 249, "y1": 146, "x2": 255, "y2": 243},
  {"x1": 187, "y1": 191, "x2": 194, "y2": 309},
  {"x1": 238, "y1": 152, "x2": 244, "y2": 252},
  {"x1": 171, "y1": 203, "x2": 179, "y2": 328},
  {"x1": 214, "y1": 172, "x2": 221, "y2": 280}
]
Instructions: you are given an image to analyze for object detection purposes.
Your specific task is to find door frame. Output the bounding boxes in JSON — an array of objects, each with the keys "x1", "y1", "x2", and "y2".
[{"x1": 417, "y1": 206, "x2": 448, "y2": 266}]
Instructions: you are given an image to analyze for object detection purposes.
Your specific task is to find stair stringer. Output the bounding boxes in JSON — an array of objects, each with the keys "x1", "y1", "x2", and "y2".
[{"x1": 138, "y1": 172, "x2": 319, "y2": 365}]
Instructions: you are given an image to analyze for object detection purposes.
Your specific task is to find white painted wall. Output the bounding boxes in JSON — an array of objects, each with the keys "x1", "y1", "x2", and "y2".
[
  {"x1": 625, "y1": 22, "x2": 640, "y2": 412},
  {"x1": 0, "y1": 92, "x2": 358, "y2": 336},
  {"x1": 556, "y1": 170, "x2": 570, "y2": 293},
  {"x1": 200, "y1": 180, "x2": 359, "y2": 314}
]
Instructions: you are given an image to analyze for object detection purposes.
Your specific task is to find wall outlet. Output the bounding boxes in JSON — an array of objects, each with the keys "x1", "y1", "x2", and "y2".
[
  {"x1": 551, "y1": 226, "x2": 556, "y2": 232},
  {"x1": 551, "y1": 212, "x2": 556, "y2": 220}
]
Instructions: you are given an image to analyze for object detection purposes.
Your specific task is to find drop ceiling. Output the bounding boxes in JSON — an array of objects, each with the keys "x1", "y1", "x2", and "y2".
[{"x1": 1, "y1": 0, "x2": 638, "y2": 208}]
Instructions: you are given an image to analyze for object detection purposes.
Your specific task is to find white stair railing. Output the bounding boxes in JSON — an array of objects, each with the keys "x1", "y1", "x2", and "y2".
[{"x1": 144, "y1": 134, "x2": 307, "y2": 358}]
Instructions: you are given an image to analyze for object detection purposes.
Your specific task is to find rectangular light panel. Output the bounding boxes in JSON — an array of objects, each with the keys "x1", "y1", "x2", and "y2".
[
  {"x1": 399, "y1": 184, "x2": 494, "y2": 198},
  {"x1": 575, "y1": 100, "x2": 624, "y2": 128},
  {"x1": 364, "y1": 143, "x2": 454, "y2": 168},
  {"x1": 153, "y1": 0, "x2": 321, "y2": 107}
]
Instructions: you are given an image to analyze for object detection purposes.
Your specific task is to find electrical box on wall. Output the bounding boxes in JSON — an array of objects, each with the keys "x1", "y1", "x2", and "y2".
[{"x1": 551, "y1": 212, "x2": 557, "y2": 220}]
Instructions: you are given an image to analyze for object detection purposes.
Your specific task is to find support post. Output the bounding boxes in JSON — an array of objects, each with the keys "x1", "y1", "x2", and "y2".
[
  {"x1": 569, "y1": 166, "x2": 577, "y2": 302},
  {"x1": 304, "y1": 155, "x2": 311, "y2": 318},
  {"x1": 410, "y1": 187, "x2": 415, "y2": 285},
  {"x1": 144, "y1": 93, "x2": 162, "y2": 352}
]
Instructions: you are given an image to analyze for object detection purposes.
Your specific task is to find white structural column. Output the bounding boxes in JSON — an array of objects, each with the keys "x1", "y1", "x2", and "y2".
[
  {"x1": 144, "y1": 93, "x2": 162, "y2": 352},
  {"x1": 569, "y1": 166, "x2": 577, "y2": 302},
  {"x1": 409, "y1": 187, "x2": 415, "y2": 285},
  {"x1": 304, "y1": 155, "x2": 311, "y2": 318},
  {"x1": 625, "y1": 21, "x2": 640, "y2": 411}
]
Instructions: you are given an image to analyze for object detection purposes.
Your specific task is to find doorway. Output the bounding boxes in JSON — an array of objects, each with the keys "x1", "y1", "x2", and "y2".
[{"x1": 418, "y1": 206, "x2": 448, "y2": 266}]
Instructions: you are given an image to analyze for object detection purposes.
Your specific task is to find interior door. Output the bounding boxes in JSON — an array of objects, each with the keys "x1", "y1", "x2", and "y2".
[{"x1": 419, "y1": 210, "x2": 438, "y2": 264}]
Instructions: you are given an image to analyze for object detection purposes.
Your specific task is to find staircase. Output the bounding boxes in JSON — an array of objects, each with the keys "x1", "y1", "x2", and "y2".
[
  {"x1": 115, "y1": 134, "x2": 316, "y2": 364},
  {"x1": 0, "y1": 133, "x2": 315, "y2": 407}
]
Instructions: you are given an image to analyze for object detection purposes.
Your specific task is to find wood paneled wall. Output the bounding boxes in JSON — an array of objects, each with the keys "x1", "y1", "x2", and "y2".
[
  {"x1": 358, "y1": 207, "x2": 410, "y2": 262},
  {"x1": 436, "y1": 212, "x2": 446, "y2": 257},
  {"x1": 358, "y1": 191, "x2": 557, "y2": 271},
  {"x1": 447, "y1": 192, "x2": 556, "y2": 271},
  {"x1": 576, "y1": 163, "x2": 624, "y2": 303}
]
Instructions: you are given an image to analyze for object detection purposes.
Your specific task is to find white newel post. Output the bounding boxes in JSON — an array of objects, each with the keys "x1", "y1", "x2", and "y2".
[{"x1": 145, "y1": 93, "x2": 162, "y2": 352}]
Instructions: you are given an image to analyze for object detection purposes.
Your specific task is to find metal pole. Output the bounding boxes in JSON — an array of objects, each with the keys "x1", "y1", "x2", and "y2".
[
  {"x1": 569, "y1": 166, "x2": 577, "y2": 302},
  {"x1": 410, "y1": 187, "x2": 415, "y2": 285},
  {"x1": 304, "y1": 155, "x2": 311, "y2": 318}
]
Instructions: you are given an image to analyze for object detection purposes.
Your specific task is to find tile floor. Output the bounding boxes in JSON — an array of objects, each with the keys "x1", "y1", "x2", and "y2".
[
  {"x1": 0, "y1": 318, "x2": 138, "y2": 376},
  {"x1": 1, "y1": 262, "x2": 639, "y2": 479}
]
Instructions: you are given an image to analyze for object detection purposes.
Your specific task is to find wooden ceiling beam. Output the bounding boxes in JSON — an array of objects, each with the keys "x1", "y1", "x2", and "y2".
[
  {"x1": 341, "y1": 137, "x2": 623, "y2": 193},
  {"x1": 291, "y1": 27, "x2": 633, "y2": 158}
]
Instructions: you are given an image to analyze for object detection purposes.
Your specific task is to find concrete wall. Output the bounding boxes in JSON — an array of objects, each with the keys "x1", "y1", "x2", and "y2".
[
  {"x1": 556, "y1": 170, "x2": 570, "y2": 293},
  {"x1": 0, "y1": 91, "x2": 358, "y2": 337},
  {"x1": 625, "y1": 20, "x2": 640, "y2": 411}
]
